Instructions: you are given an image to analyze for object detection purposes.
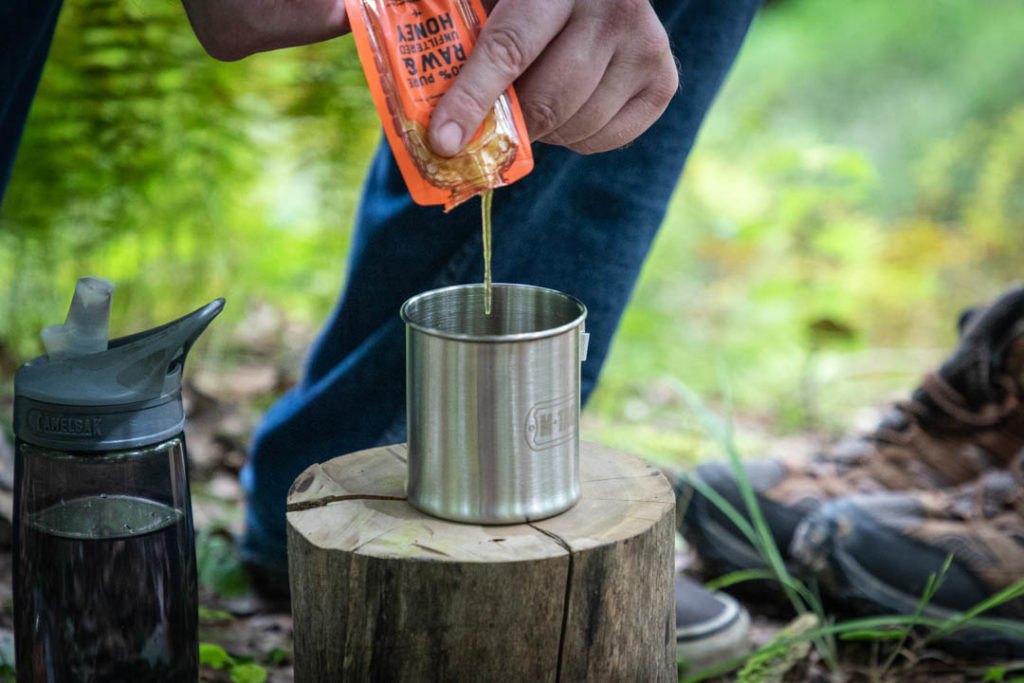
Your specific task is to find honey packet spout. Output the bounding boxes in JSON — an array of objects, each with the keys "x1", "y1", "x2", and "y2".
[{"x1": 346, "y1": 0, "x2": 534, "y2": 211}]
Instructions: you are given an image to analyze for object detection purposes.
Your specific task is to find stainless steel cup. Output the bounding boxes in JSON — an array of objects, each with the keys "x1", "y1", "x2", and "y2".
[{"x1": 401, "y1": 283, "x2": 588, "y2": 523}]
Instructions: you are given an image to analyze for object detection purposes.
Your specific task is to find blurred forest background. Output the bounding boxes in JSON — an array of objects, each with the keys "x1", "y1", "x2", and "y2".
[{"x1": 2, "y1": 0, "x2": 1023, "y2": 468}]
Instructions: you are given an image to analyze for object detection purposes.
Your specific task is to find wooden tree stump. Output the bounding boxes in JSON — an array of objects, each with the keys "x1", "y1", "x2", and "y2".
[{"x1": 286, "y1": 441, "x2": 676, "y2": 683}]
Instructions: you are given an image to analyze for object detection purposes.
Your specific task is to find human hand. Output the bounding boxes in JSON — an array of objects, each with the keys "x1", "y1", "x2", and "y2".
[
  {"x1": 429, "y1": 0, "x2": 679, "y2": 157},
  {"x1": 180, "y1": 0, "x2": 349, "y2": 62}
]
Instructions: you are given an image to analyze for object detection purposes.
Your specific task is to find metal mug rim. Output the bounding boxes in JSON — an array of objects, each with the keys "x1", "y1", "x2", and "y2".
[{"x1": 400, "y1": 283, "x2": 587, "y2": 343}]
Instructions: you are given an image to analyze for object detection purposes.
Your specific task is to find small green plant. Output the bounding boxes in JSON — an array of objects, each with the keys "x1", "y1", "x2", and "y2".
[
  {"x1": 873, "y1": 554, "x2": 952, "y2": 677},
  {"x1": 981, "y1": 662, "x2": 1024, "y2": 682},
  {"x1": 263, "y1": 647, "x2": 293, "y2": 667},
  {"x1": 736, "y1": 613, "x2": 818, "y2": 682},
  {"x1": 196, "y1": 525, "x2": 251, "y2": 597},
  {"x1": 0, "y1": 632, "x2": 14, "y2": 682},
  {"x1": 669, "y1": 374, "x2": 838, "y2": 670},
  {"x1": 200, "y1": 643, "x2": 269, "y2": 683},
  {"x1": 199, "y1": 606, "x2": 236, "y2": 624}
]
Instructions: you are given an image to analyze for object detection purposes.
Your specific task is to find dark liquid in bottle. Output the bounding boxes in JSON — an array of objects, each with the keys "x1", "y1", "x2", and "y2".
[{"x1": 16, "y1": 495, "x2": 198, "y2": 682}]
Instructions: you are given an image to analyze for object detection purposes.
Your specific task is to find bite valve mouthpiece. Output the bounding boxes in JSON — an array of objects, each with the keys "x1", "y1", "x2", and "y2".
[
  {"x1": 40, "y1": 277, "x2": 115, "y2": 360},
  {"x1": 16, "y1": 284, "x2": 225, "y2": 451}
]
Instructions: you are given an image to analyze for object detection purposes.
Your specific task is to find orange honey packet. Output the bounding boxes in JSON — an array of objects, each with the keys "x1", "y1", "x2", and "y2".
[{"x1": 345, "y1": 0, "x2": 534, "y2": 210}]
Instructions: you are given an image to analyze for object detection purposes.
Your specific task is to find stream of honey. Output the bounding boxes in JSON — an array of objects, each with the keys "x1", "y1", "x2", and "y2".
[{"x1": 481, "y1": 189, "x2": 493, "y2": 315}]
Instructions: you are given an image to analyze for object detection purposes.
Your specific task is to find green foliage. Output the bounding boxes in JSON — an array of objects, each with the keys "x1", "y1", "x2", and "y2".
[
  {"x1": 836, "y1": 629, "x2": 904, "y2": 642},
  {"x1": 674, "y1": 376, "x2": 836, "y2": 671},
  {"x1": 984, "y1": 667, "x2": 1006, "y2": 682},
  {"x1": 200, "y1": 643, "x2": 269, "y2": 683},
  {"x1": 198, "y1": 606, "x2": 236, "y2": 624},
  {"x1": 587, "y1": 0, "x2": 1024, "y2": 454},
  {"x1": 0, "y1": 631, "x2": 13, "y2": 682},
  {"x1": 0, "y1": 0, "x2": 379, "y2": 361},
  {"x1": 199, "y1": 642, "x2": 233, "y2": 669},
  {"x1": 876, "y1": 554, "x2": 953, "y2": 674},
  {"x1": 926, "y1": 573, "x2": 1024, "y2": 645},
  {"x1": 196, "y1": 526, "x2": 250, "y2": 597},
  {"x1": 200, "y1": 643, "x2": 268, "y2": 683},
  {"x1": 704, "y1": 568, "x2": 776, "y2": 591},
  {"x1": 983, "y1": 664, "x2": 1024, "y2": 683},
  {"x1": 231, "y1": 663, "x2": 269, "y2": 683},
  {"x1": 685, "y1": 609, "x2": 1024, "y2": 682},
  {"x1": 263, "y1": 648, "x2": 292, "y2": 667},
  {"x1": 736, "y1": 614, "x2": 818, "y2": 683}
]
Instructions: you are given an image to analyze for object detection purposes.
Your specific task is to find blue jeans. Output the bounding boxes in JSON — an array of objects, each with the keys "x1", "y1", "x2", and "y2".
[
  {"x1": 0, "y1": 0, "x2": 64, "y2": 202},
  {"x1": 241, "y1": 0, "x2": 762, "y2": 574}
]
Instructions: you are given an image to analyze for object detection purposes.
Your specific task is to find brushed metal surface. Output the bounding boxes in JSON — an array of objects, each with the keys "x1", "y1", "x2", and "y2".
[{"x1": 402, "y1": 284, "x2": 586, "y2": 523}]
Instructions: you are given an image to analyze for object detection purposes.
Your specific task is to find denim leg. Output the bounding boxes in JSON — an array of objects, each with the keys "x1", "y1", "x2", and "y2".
[
  {"x1": 0, "y1": 0, "x2": 65, "y2": 201},
  {"x1": 241, "y1": 0, "x2": 762, "y2": 573}
]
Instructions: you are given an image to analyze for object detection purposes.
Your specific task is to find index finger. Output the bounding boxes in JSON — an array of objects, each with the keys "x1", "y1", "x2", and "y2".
[{"x1": 428, "y1": 0, "x2": 572, "y2": 156}]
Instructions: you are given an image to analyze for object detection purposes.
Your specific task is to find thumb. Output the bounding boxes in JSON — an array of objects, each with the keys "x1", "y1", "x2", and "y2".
[{"x1": 428, "y1": 0, "x2": 571, "y2": 156}]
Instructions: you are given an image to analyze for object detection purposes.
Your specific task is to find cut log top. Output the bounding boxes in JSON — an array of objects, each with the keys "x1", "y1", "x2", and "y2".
[
  {"x1": 286, "y1": 441, "x2": 674, "y2": 563},
  {"x1": 286, "y1": 441, "x2": 678, "y2": 682}
]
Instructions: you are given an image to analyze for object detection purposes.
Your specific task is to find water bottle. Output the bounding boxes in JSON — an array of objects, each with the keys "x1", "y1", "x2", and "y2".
[{"x1": 12, "y1": 277, "x2": 224, "y2": 682}]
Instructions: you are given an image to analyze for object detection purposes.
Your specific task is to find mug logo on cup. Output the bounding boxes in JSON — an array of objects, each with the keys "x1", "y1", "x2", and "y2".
[{"x1": 525, "y1": 395, "x2": 577, "y2": 451}]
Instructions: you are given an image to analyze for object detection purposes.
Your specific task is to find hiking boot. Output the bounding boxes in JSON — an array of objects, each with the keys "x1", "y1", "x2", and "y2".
[
  {"x1": 679, "y1": 284, "x2": 1024, "y2": 573},
  {"x1": 790, "y1": 455, "x2": 1024, "y2": 658},
  {"x1": 675, "y1": 573, "x2": 751, "y2": 674}
]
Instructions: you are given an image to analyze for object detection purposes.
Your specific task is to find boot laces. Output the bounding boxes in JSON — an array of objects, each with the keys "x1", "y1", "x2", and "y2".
[
  {"x1": 860, "y1": 371, "x2": 1024, "y2": 487},
  {"x1": 944, "y1": 451, "x2": 1024, "y2": 522}
]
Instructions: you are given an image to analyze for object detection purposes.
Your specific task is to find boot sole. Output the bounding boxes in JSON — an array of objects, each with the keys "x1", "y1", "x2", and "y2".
[{"x1": 677, "y1": 593, "x2": 752, "y2": 675}]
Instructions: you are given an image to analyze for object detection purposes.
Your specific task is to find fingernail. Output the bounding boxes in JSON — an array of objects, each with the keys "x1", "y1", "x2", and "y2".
[{"x1": 433, "y1": 121, "x2": 463, "y2": 157}]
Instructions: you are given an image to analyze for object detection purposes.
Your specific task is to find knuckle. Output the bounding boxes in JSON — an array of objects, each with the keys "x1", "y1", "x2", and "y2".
[
  {"x1": 649, "y1": 68, "x2": 679, "y2": 108},
  {"x1": 602, "y1": 0, "x2": 651, "y2": 30},
  {"x1": 522, "y1": 99, "x2": 562, "y2": 137},
  {"x1": 481, "y1": 26, "x2": 530, "y2": 74},
  {"x1": 629, "y1": 95, "x2": 664, "y2": 132},
  {"x1": 613, "y1": 0, "x2": 650, "y2": 19},
  {"x1": 637, "y1": 24, "x2": 672, "y2": 62},
  {"x1": 540, "y1": 129, "x2": 566, "y2": 147},
  {"x1": 445, "y1": 85, "x2": 493, "y2": 120},
  {"x1": 568, "y1": 138, "x2": 609, "y2": 156}
]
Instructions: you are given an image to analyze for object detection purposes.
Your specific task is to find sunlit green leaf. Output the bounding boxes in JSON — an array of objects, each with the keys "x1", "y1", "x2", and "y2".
[
  {"x1": 199, "y1": 643, "x2": 233, "y2": 670},
  {"x1": 231, "y1": 663, "x2": 269, "y2": 683}
]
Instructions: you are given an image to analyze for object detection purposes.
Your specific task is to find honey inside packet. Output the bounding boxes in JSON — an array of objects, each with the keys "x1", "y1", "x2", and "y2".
[{"x1": 346, "y1": 0, "x2": 534, "y2": 210}]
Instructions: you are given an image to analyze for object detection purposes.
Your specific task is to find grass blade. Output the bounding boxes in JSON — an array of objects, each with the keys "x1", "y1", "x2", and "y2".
[
  {"x1": 667, "y1": 373, "x2": 838, "y2": 669},
  {"x1": 928, "y1": 577, "x2": 1024, "y2": 643},
  {"x1": 667, "y1": 376, "x2": 801, "y2": 605},
  {"x1": 879, "y1": 553, "x2": 953, "y2": 673},
  {"x1": 704, "y1": 569, "x2": 778, "y2": 591}
]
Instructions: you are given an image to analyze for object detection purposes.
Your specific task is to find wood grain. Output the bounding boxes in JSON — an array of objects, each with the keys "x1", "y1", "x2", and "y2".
[{"x1": 287, "y1": 442, "x2": 675, "y2": 682}]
